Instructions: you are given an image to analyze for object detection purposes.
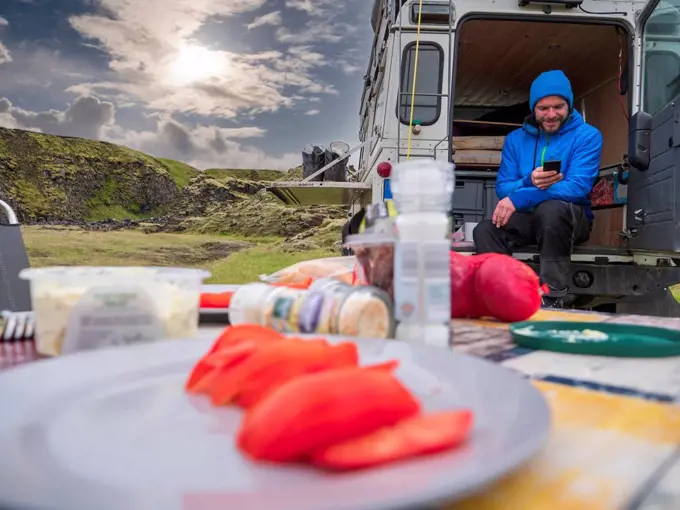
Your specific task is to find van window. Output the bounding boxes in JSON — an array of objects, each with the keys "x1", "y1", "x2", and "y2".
[
  {"x1": 642, "y1": 1, "x2": 680, "y2": 115},
  {"x1": 397, "y1": 42, "x2": 443, "y2": 125},
  {"x1": 644, "y1": 52, "x2": 680, "y2": 115}
]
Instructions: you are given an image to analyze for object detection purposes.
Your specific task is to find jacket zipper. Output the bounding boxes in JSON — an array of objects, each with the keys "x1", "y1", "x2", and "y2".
[{"x1": 540, "y1": 134, "x2": 550, "y2": 167}]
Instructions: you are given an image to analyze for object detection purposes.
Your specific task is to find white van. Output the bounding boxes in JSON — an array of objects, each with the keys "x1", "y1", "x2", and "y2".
[{"x1": 268, "y1": 0, "x2": 680, "y2": 316}]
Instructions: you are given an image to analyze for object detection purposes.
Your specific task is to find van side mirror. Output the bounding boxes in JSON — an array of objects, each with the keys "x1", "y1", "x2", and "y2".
[{"x1": 627, "y1": 111, "x2": 652, "y2": 171}]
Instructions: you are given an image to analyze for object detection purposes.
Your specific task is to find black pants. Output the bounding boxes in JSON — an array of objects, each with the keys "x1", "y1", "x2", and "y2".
[{"x1": 473, "y1": 200, "x2": 591, "y2": 298}]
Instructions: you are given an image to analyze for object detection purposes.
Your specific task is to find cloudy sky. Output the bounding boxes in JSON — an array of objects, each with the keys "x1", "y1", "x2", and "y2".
[{"x1": 0, "y1": 0, "x2": 373, "y2": 170}]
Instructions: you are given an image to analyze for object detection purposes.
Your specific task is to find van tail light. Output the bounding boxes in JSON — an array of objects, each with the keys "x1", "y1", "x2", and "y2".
[{"x1": 377, "y1": 162, "x2": 392, "y2": 178}]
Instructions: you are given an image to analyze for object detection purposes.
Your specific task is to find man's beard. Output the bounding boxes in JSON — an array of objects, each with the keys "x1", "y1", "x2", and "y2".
[{"x1": 538, "y1": 116, "x2": 565, "y2": 134}]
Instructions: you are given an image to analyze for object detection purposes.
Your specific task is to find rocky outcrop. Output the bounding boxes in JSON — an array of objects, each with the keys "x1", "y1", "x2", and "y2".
[
  {"x1": 0, "y1": 127, "x2": 181, "y2": 222},
  {"x1": 177, "y1": 187, "x2": 347, "y2": 239},
  {"x1": 1, "y1": 127, "x2": 348, "y2": 250}
]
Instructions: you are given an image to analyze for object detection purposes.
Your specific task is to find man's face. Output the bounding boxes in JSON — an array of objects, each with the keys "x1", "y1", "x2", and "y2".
[{"x1": 534, "y1": 95, "x2": 569, "y2": 134}]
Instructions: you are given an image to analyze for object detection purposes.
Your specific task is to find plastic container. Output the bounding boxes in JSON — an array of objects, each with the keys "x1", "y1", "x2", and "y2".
[
  {"x1": 262, "y1": 285, "x2": 309, "y2": 333},
  {"x1": 391, "y1": 160, "x2": 455, "y2": 348},
  {"x1": 19, "y1": 266, "x2": 210, "y2": 356},
  {"x1": 335, "y1": 286, "x2": 395, "y2": 338},
  {"x1": 228, "y1": 281, "x2": 396, "y2": 339},
  {"x1": 393, "y1": 238, "x2": 452, "y2": 348},
  {"x1": 344, "y1": 233, "x2": 395, "y2": 300},
  {"x1": 395, "y1": 212, "x2": 450, "y2": 242},
  {"x1": 390, "y1": 160, "x2": 455, "y2": 214},
  {"x1": 228, "y1": 282, "x2": 277, "y2": 325}
]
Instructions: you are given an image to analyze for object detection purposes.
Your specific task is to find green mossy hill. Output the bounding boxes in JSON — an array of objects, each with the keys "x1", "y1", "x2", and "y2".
[
  {"x1": 0, "y1": 127, "x2": 182, "y2": 222},
  {"x1": 204, "y1": 167, "x2": 303, "y2": 181},
  {"x1": 172, "y1": 174, "x2": 347, "y2": 248},
  {"x1": 155, "y1": 158, "x2": 200, "y2": 189},
  {"x1": 0, "y1": 128, "x2": 348, "y2": 250}
]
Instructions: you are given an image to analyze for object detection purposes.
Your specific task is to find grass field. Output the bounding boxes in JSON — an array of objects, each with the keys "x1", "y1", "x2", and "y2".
[
  {"x1": 21, "y1": 226, "x2": 680, "y2": 304},
  {"x1": 21, "y1": 226, "x2": 336, "y2": 284}
]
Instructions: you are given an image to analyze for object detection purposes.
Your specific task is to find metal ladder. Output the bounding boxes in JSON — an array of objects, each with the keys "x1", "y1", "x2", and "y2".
[{"x1": 395, "y1": 0, "x2": 455, "y2": 162}]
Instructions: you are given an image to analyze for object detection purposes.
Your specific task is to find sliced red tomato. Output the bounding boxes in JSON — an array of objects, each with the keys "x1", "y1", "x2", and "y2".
[
  {"x1": 185, "y1": 325, "x2": 284, "y2": 392},
  {"x1": 310, "y1": 409, "x2": 474, "y2": 470},
  {"x1": 185, "y1": 358, "x2": 214, "y2": 393},
  {"x1": 362, "y1": 360, "x2": 400, "y2": 372},
  {"x1": 207, "y1": 324, "x2": 284, "y2": 355},
  {"x1": 187, "y1": 341, "x2": 258, "y2": 394},
  {"x1": 236, "y1": 367, "x2": 421, "y2": 462},
  {"x1": 208, "y1": 338, "x2": 338, "y2": 407},
  {"x1": 235, "y1": 341, "x2": 359, "y2": 408}
]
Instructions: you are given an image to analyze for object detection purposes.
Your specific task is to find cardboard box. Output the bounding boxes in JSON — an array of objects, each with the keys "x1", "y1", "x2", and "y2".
[{"x1": 585, "y1": 207, "x2": 625, "y2": 247}]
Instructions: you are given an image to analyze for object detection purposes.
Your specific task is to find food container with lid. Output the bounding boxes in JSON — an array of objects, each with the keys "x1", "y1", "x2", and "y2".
[
  {"x1": 228, "y1": 282, "x2": 278, "y2": 325},
  {"x1": 334, "y1": 285, "x2": 395, "y2": 339},
  {"x1": 19, "y1": 266, "x2": 210, "y2": 356},
  {"x1": 228, "y1": 281, "x2": 396, "y2": 339},
  {"x1": 344, "y1": 233, "x2": 396, "y2": 301}
]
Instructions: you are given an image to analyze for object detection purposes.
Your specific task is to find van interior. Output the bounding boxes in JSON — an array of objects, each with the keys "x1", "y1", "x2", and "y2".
[{"x1": 451, "y1": 19, "x2": 629, "y2": 250}]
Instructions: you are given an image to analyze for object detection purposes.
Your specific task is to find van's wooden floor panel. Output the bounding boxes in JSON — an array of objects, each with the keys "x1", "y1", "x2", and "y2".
[{"x1": 453, "y1": 245, "x2": 630, "y2": 257}]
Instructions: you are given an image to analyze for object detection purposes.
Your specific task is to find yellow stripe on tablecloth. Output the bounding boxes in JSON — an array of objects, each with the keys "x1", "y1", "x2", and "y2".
[
  {"x1": 530, "y1": 310, "x2": 607, "y2": 323},
  {"x1": 536, "y1": 381, "x2": 680, "y2": 443},
  {"x1": 455, "y1": 310, "x2": 607, "y2": 330},
  {"x1": 448, "y1": 381, "x2": 680, "y2": 510}
]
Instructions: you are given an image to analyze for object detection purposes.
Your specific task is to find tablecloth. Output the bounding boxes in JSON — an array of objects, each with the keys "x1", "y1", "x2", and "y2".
[{"x1": 1, "y1": 307, "x2": 679, "y2": 510}]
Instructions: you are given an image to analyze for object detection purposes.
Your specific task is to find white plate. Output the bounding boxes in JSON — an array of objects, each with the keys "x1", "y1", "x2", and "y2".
[{"x1": 0, "y1": 335, "x2": 550, "y2": 510}]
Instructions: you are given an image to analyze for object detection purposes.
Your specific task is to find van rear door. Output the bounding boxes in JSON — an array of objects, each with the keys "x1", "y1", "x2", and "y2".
[{"x1": 627, "y1": 0, "x2": 680, "y2": 251}]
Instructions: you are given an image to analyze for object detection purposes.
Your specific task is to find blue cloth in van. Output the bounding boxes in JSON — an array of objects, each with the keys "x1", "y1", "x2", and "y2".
[{"x1": 495, "y1": 71, "x2": 603, "y2": 221}]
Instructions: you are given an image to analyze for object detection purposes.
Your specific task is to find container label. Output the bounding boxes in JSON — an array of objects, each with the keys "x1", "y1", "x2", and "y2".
[
  {"x1": 318, "y1": 285, "x2": 354, "y2": 334},
  {"x1": 270, "y1": 296, "x2": 295, "y2": 332},
  {"x1": 394, "y1": 240, "x2": 451, "y2": 323},
  {"x1": 423, "y1": 241, "x2": 451, "y2": 323},
  {"x1": 298, "y1": 292, "x2": 324, "y2": 333},
  {"x1": 62, "y1": 286, "x2": 164, "y2": 354},
  {"x1": 287, "y1": 296, "x2": 304, "y2": 333},
  {"x1": 393, "y1": 241, "x2": 420, "y2": 321}
]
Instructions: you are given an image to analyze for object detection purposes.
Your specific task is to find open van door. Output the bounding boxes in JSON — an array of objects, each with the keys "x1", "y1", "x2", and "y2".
[{"x1": 627, "y1": 0, "x2": 680, "y2": 251}]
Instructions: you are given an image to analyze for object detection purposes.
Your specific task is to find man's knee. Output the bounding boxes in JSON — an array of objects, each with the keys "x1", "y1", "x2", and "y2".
[
  {"x1": 534, "y1": 199, "x2": 570, "y2": 217},
  {"x1": 533, "y1": 200, "x2": 571, "y2": 228},
  {"x1": 472, "y1": 219, "x2": 495, "y2": 243}
]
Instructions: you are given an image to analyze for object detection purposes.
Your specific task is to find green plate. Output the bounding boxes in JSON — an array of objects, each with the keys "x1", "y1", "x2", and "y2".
[{"x1": 509, "y1": 321, "x2": 680, "y2": 358}]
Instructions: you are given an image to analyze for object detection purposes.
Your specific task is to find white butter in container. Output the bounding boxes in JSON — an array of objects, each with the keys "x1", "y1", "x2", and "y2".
[{"x1": 19, "y1": 266, "x2": 210, "y2": 356}]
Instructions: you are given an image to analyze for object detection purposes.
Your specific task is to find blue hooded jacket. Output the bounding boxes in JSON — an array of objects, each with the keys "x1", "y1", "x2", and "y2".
[{"x1": 495, "y1": 70, "x2": 604, "y2": 221}]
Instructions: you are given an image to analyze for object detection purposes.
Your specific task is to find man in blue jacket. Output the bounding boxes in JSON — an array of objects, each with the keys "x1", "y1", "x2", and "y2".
[{"x1": 473, "y1": 70, "x2": 603, "y2": 308}]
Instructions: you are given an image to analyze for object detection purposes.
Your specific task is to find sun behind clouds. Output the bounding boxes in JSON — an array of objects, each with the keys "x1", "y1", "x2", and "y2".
[
  {"x1": 166, "y1": 44, "x2": 228, "y2": 86},
  {"x1": 0, "y1": 0, "x2": 369, "y2": 169}
]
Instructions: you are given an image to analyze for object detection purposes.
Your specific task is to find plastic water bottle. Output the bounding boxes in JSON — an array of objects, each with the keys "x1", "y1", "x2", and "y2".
[{"x1": 390, "y1": 160, "x2": 455, "y2": 347}]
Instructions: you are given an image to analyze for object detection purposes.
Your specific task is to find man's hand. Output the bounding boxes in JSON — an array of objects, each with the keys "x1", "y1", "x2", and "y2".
[
  {"x1": 531, "y1": 166, "x2": 562, "y2": 190},
  {"x1": 492, "y1": 197, "x2": 515, "y2": 227}
]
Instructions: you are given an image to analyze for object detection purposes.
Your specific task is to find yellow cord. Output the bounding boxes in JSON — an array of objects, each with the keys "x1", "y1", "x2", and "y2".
[{"x1": 405, "y1": 0, "x2": 425, "y2": 160}]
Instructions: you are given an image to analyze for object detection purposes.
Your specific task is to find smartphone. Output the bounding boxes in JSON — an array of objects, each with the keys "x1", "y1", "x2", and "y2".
[{"x1": 543, "y1": 160, "x2": 562, "y2": 174}]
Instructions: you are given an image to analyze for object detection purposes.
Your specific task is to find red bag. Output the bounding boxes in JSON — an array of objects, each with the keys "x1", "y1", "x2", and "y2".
[
  {"x1": 474, "y1": 254, "x2": 544, "y2": 322},
  {"x1": 449, "y1": 251, "x2": 496, "y2": 318}
]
